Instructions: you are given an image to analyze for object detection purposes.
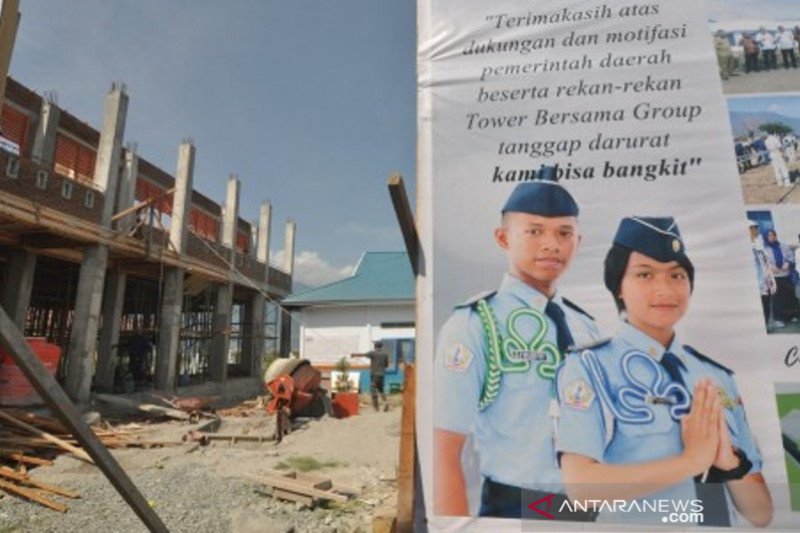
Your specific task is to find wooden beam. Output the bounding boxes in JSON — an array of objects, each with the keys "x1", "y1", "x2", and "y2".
[
  {"x1": 0, "y1": 467, "x2": 80, "y2": 499},
  {"x1": 396, "y1": 364, "x2": 416, "y2": 532},
  {"x1": 0, "y1": 478, "x2": 68, "y2": 513},
  {"x1": 0, "y1": 305, "x2": 168, "y2": 531},
  {"x1": 387, "y1": 174, "x2": 419, "y2": 531},
  {"x1": 21, "y1": 232, "x2": 88, "y2": 250},
  {"x1": 388, "y1": 173, "x2": 419, "y2": 276},
  {"x1": 0, "y1": 410, "x2": 92, "y2": 463}
]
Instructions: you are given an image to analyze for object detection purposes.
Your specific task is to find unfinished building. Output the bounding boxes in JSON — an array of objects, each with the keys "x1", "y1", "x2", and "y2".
[{"x1": 0, "y1": 78, "x2": 296, "y2": 405}]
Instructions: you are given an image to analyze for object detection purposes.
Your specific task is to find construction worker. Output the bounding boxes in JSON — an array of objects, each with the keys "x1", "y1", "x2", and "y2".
[
  {"x1": 351, "y1": 340, "x2": 390, "y2": 411},
  {"x1": 433, "y1": 181, "x2": 601, "y2": 519}
]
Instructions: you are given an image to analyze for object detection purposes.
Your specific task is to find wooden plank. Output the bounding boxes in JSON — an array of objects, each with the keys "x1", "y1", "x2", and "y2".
[
  {"x1": 0, "y1": 478, "x2": 68, "y2": 513},
  {"x1": 396, "y1": 363, "x2": 416, "y2": 532},
  {"x1": 0, "y1": 452, "x2": 52, "y2": 466},
  {"x1": 272, "y1": 488, "x2": 313, "y2": 507},
  {"x1": 387, "y1": 175, "x2": 418, "y2": 532},
  {"x1": 0, "y1": 410, "x2": 92, "y2": 463},
  {"x1": 388, "y1": 174, "x2": 419, "y2": 276},
  {"x1": 250, "y1": 474, "x2": 349, "y2": 504},
  {"x1": 0, "y1": 305, "x2": 168, "y2": 531},
  {"x1": 0, "y1": 467, "x2": 79, "y2": 499}
]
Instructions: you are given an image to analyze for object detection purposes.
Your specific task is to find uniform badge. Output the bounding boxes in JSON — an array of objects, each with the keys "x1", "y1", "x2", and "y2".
[
  {"x1": 444, "y1": 343, "x2": 473, "y2": 372},
  {"x1": 718, "y1": 389, "x2": 737, "y2": 410},
  {"x1": 672, "y1": 239, "x2": 681, "y2": 253},
  {"x1": 563, "y1": 378, "x2": 595, "y2": 411}
]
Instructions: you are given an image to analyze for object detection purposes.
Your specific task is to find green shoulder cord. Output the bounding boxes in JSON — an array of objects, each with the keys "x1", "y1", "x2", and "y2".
[{"x1": 476, "y1": 299, "x2": 503, "y2": 410}]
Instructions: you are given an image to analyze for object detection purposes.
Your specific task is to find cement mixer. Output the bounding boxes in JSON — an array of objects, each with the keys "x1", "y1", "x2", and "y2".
[{"x1": 264, "y1": 358, "x2": 326, "y2": 441}]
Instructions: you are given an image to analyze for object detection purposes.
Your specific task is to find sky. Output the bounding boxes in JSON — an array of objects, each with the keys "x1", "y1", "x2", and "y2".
[
  {"x1": 707, "y1": 0, "x2": 800, "y2": 21},
  {"x1": 727, "y1": 95, "x2": 800, "y2": 117},
  {"x1": 8, "y1": 0, "x2": 417, "y2": 288}
]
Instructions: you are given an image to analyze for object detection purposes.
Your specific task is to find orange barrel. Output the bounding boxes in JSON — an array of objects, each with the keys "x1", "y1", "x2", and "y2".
[{"x1": 0, "y1": 337, "x2": 62, "y2": 406}]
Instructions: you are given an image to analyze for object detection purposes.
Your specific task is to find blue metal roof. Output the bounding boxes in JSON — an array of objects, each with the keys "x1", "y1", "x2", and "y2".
[{"x1": 283, "y1": 252, "x2": 414, "y2": 306}]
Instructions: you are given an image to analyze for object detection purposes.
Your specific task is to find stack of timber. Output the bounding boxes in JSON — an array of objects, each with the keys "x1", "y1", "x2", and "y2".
[
  {"x1": 0, "y1": 408, "x2": 177, "y2": 511},
  {"x1": 251, "y1": 470, "x2": 357, "y2": 508}
]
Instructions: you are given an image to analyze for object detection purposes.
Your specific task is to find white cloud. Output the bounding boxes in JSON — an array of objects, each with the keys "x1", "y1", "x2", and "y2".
[{"x1": 272, "y1": 250, "x2": 354, "y2": 288}]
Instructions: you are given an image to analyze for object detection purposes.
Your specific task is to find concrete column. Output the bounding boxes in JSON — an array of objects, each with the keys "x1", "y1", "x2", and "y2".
[
  {"x1": 155, "y1": 141, "x2": 194, "y2": 391},
  {"x1": 283, "y1": 220, "x2": 296, "y2": 275},
  {"x1": 96, "y1": 84, "x2": 128, "y2": 227},
  {"x1": 241, "y1": 293, "x2": 265, "y2": 378},
  {"x1": 4, "y1": 97, "x2": 63, "y2": 329},
  {"x1": 65, "y1": 85, "x2": 128, "y2": 405},
  {"x1": 243, "y1": 201, "x2": 272, "y2": 377},
  {"x1": 257, "y1": 202, "x2": 272, "y2": 267},
  {"x1": 221, "y1": 175, "x2": 240, "y2": 248},
  {"x1": 115, "y1": 148, "x2": 139, "y2": 231},
  {"x1": 209, "y1": 175, "x2": 240, "y2": 382},
  {"x1": 95, "y1": 149, "x2": 139, "y2": 392},
  {"x1": 94, "y1": 271, "x2": 125, "y2": 392},
  {"x1": 31, "y1": 98, "x2": 61, "y2": 166},
  {"x1": 0, "y1": 250, "x2": 36, "y2": 328}
]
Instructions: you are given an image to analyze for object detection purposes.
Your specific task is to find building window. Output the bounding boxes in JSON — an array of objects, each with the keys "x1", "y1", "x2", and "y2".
[
  {"x1": 61, "y1": 179, "x2": 73, "y2": 199},
  {"x1": 84, "y1": 191, "x2": 95, "y2": 209},
  {"x1": 5, "y1": 157, "x2": 19, "y2": 178},
  {"x1": 35, "y1": 170, "x2": 48, "y2": 189}
]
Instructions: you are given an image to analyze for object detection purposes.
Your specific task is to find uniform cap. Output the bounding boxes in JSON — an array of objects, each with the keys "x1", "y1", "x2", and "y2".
[
  {"x1": 501, "y1": 181, "x2": 579, "y2": 217},
  {"x1": 613, "y1": 216, "x2": 692, "y2": 268}
]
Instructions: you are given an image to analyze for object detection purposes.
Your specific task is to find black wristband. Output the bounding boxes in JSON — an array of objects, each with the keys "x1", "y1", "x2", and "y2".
[{"x1": 702, "y1": 448, "x2": 753, "y2": 483}]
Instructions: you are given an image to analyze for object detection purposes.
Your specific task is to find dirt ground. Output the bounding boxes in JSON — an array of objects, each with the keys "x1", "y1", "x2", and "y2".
[
  {"x1": 0, "y1": 394, "x2": 403, "y2": 532},
  {"x1": 721, "y1": 66, "x2": 800, "y2": 95},
  {"x1": 739, "y1": 160, "x2": 800, "y2": 204}
]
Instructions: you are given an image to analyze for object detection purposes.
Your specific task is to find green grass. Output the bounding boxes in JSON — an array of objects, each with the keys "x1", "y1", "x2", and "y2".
[{"x1": 274, "y1": 455, "x2": 347, "y2": 472}]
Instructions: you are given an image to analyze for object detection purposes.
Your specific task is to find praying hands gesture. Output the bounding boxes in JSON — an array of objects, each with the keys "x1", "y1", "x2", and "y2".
[{"x1": 680, "y1": 379, "x2": 721, "y2": 476}]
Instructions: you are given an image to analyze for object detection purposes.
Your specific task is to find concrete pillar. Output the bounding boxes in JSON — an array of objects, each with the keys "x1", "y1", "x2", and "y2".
[
  {"x1": 94, "y1": 271, "x2": 125, "y2": 392},
  {"x1": 31, "y1": 98, "x2": 61, "y2": 166},
  {"x1": 155, "y1": 141, "x2": 194, "y2": 391},
  {"x1": 243, "y1": 201, "x2": 272, "y2": 377},
  {"x1": 96, "y1": 84, "x2": 128, "y2": 226},
  {"x1": 209, "y1": 175, "x2": 240, "y2": 382},
  {"x1": 115, "y1": 148, "x2": 139, "y2": 231},
  {"x1": 95, "y1": 149, "x2": 139, "y2": 392},
  {"x1": 283, "y1": 220, "x2": 296, "y2": 275},
  {"x1": 258, "y1": 202, "x2": 272, "y2": 267},
  {"x1": 0, "y1": 250, "x2": 36, "y2": 328},
  {"x1": 65, "y1": 85, "x2": 128, "y2": 405},
  {"x1": 3, "y1": 97, "x2": 63, "y2": 331}
]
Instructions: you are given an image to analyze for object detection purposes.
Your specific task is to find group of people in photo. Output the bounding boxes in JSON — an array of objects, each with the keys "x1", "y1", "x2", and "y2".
[
  {"x1": 714, "y1": 25, "x2": 800, "y2": 79},
  {"x1": 749, "y1": 221, "x2": 800, "y2": 332},
  {"x1": 735, "y1": 131, "x2": 798, "y2": 186}
]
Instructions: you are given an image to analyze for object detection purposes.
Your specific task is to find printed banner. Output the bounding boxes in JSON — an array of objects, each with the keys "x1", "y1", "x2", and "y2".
[{"x1": 417, "y1": 0, "x2": 800, "y2": 529}]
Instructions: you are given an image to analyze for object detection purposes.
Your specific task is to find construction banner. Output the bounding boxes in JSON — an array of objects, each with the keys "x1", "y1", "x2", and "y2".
[{"x1": 417, "y1": 0, "x2": 800, "y2": 529}]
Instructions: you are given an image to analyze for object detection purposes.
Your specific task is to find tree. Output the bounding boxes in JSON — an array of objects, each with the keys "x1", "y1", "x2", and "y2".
[{"x1": 758, "y1": 122, "x2": 794, "y2": 135}]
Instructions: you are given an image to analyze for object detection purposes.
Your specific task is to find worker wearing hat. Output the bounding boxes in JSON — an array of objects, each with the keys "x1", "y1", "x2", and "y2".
[
  {"x1": 433, "y1": 180, "x2": 601, "y2": 519},
  {"x1": 556, "y1": 217, "x2": 772, "y2": 526}
]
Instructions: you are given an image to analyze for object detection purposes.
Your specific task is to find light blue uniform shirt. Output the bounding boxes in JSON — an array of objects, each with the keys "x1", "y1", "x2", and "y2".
[
  {"x1": 434, "y1": 273, "x2": 601, "y2": 491},
  {"x1": 556, "y1": 321, "x2": 762, "y2": 524}
]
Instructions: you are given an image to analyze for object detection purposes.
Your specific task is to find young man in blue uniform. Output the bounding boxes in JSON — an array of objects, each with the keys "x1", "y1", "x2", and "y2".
[
  {"x1": 557, "y1": 216, "x2": 773, "y2": 527},
  {"x1": 433, "y1": 181, "x2": 601, "y2": 518}
]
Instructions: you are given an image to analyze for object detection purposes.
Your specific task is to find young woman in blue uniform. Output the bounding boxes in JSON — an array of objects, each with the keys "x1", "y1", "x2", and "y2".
[{"x1": 556, "y1": 216, "x2": 772, "y2": 527}]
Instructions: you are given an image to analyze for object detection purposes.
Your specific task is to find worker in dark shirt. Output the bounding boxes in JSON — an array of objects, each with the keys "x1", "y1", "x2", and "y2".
[{"x1": 352, "y1": 341, "x2": 390, "y2": 411}]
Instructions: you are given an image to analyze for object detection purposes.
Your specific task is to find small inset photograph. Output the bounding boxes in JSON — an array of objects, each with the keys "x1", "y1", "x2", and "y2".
[
  {"x1": 730, "y1": 95, "x2": 800, "y2": 204},
  {"x1": 775, "y1": 383, "x2": 800, "y2": 511},
  {"x1": 708, "y1": 0, "x2": 800, "y2": 94},
  {"x1": 746, "y1": 210, "x2": 800, "y2": 334}
]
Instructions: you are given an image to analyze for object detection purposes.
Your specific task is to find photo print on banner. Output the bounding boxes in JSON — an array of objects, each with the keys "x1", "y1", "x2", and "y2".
[{"x1": 418, "y1": 0, "x2": 797, "y2": 529}]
